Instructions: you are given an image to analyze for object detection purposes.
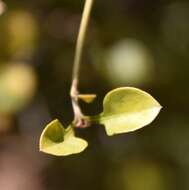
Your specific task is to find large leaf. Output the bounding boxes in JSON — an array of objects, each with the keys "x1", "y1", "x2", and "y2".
[
  {"x1": 98, "y1": 87, "x2": 162, "y2": 136},
  {"x1": 39, "y1": 119, "x2": 88, "y2": 156}
]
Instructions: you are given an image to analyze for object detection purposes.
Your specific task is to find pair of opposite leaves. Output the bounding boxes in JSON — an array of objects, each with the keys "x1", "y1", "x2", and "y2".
[{"x1": 40, "y1": 87, "x2": 162, "y2": 156}]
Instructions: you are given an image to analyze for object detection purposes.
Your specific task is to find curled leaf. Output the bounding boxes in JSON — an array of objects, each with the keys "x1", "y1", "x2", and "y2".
[
  {"x1": 98, "y1": 87, "x2": 162, "y2": 136},
  {"x1": 39, "y1": 119, "x2": 88, "y2": 156}
]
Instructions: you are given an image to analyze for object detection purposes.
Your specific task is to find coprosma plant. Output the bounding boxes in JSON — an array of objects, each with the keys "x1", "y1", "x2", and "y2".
[{"x1": 39, "y1": 0, "x2": 162, "y2": 156}]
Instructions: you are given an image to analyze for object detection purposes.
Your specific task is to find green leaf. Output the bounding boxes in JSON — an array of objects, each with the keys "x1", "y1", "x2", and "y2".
[
  {"x1": 98, "y1": 87, "x2": 162, "y2": 136},
  {"x1": 39, "y1": 119, "x2": 88, "y2": 156}
]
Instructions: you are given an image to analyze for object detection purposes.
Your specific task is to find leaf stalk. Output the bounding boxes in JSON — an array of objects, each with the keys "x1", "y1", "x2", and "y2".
[{"x1": 70, "y1": 0, "x2": 94, "y2": 128}]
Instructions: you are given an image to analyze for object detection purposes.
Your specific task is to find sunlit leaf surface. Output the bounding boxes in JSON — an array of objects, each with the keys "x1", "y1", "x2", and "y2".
[{"x1": 98, "y1": 87, "x2": 161, "y2": 136}]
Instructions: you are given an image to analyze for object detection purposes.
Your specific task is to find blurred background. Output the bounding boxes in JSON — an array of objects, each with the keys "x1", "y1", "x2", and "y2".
[{"x1": 0, "y1": 0, "x2": 188, "y2": 189}]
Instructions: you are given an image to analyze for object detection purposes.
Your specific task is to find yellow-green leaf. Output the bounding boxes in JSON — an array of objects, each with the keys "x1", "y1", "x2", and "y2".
[
  {"x1": 78, "y1": 94, "x2": 97, "y2": 103},
  {"x1": 99, "y1": 87, "x2": 162, "y2": 136},
  {"x1": 39, "y1": 119, "x2": 88, "y2": 156}
]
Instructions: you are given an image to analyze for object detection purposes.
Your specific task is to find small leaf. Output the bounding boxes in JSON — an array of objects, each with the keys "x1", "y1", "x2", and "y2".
[
  {"x1": 39, "y1": 119, "x2": 88, "y2": 156},
  {"x1": 98, "y1": 87, "x2": 162, "y2": 136},
  {"x1": 78, "y1": 94, "x2": 97, "y2": 103}
]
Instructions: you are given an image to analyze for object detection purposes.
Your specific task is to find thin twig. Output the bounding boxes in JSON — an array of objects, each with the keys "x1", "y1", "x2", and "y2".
[{"x1": 70, "y1": 0, "x2": 94, "y2": 128}]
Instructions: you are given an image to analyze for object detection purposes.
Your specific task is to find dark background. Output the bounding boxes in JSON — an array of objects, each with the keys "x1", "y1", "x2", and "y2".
[{"x1": 0, "y1": 0, "x2": 188, "y2": 189}]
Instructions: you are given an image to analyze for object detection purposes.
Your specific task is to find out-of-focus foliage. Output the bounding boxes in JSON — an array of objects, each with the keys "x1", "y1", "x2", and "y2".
[
  {"x1": 6, "y1": 10, "x2": 38, "y2": 57},
  {"x1": 92, "y1": 39, "x2": 155, "y2": 86},
  {"x1": 0, "y1": 0, "x2": 6, "y2": 15},
  {"x1": 0, "y1": 63, "x2": 36, "y2": 113},
  {"x1": 161, "y1": 2, "x2": 189, "y2": 56},
  {"x1": 106, "y1": 158, "x2": 175, "y2": 190}
]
